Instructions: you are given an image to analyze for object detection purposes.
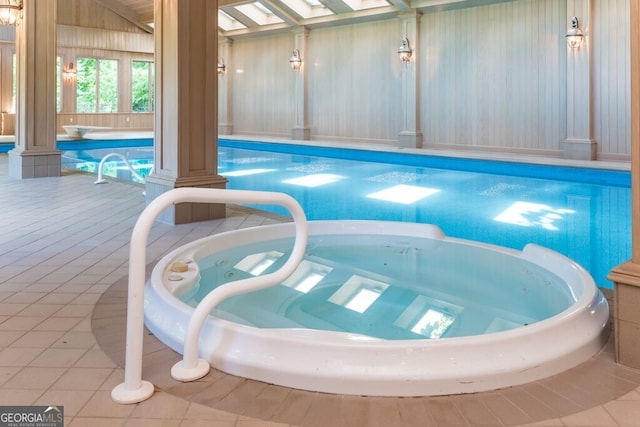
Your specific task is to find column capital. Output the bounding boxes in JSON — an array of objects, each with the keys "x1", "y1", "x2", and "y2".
[
  {"x1": 291, "y1": 26, "x2": 310, "y2": 36},
  {"x1": 397, "y1": 9, "x2": 423, "y2": 21},
  {"x1": 609, "y1": 261, "x2": 640, "y2": 288}
]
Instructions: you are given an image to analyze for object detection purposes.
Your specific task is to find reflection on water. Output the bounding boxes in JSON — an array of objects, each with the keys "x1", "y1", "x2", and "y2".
[
  {"x1": 182, "y1": 235, "x2": 576, "y2": 340},
  {"x1": 62, "y1": 142, "x2": 631, "y2": 289}
]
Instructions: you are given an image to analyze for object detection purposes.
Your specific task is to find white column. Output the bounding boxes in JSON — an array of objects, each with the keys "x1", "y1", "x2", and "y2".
[
  {"x1": 9, "y1": 0, "x2": 60, "y2": 179},
  {"x1": 218, "y1": 37, "x2": 233, "y2": 135},
  {"x1": 397, "y1": 10, "x2": 423, "y2": 149},
  {"x1": 291, "y1": 27, "x2": 310, "y2": 140},
  {"x1": 564, "y1": 0, "x2": 596, "y2": 160}
]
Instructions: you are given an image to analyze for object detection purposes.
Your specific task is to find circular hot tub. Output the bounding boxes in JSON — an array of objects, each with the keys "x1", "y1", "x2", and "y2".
[{"x1": 144, "y1": 220, "x2": 609, "y2": 396}]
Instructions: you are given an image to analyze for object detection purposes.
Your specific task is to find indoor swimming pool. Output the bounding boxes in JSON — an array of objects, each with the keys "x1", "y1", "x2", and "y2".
[{"x1": 61, "y1": 138, "x2": 631, "y2": 290}]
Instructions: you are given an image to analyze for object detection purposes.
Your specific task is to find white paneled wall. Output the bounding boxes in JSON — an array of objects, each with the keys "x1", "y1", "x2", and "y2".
[
  {"x1": 421, "y1": 0, "x2": 567, "y2": 155},
  {"x1": 231, "y1": 34, "x2": 296, "y2": 137},
  {"x1": 226, "y1": 0, "x2": 631, "y2": 160},
  {"x1": 592, "y1": 0, "x2": 631, "y2": 160},
  {"x1": 309, "y1": 20, "x2": 403, "y2": 143}
]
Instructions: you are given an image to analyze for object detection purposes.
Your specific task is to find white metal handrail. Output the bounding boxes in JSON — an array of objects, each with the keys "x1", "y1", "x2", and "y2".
[
  {"x1": 94, "y1": 152, "x2": 148, "y2": 184},
  {"x1": 111, "y1": 187, "x2": 307, "y2": 404}
]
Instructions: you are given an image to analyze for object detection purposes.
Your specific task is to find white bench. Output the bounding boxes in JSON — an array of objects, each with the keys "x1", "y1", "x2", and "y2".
[{"x1": 62, "y1": 125, "x2": 112, "y2": 138}]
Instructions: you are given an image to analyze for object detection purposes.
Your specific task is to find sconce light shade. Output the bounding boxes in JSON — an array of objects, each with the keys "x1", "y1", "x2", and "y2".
[
  {"x1": 398, "y1": 37, "x2": 412, "y2": 63},
  {"x1": 63, "y1": 62, "x2": 77, "y2": 83},
  {"x1": 289, "y1": 49, "x2": 302, "y2": 70},
  {"x1": 217, "y1": 59, "x2": 226, "y2": 75},
  {"x1": 565, "y1": 17, "x2": 584, "y2": 49},
  {"x1": 0, "y1": 0, "x2": 22, "y2": 26}
]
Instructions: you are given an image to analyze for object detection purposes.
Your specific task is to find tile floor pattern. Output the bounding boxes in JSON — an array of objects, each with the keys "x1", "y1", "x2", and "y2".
[{"x1": 0, "y1": 153, "x2": 639, "y2": 426}]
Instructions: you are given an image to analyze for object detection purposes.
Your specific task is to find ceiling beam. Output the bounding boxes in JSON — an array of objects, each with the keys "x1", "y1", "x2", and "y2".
[
  {"x1": 95, "y1": 0, "x2": 154, "y2": 33},
  {"x1": 318, "y1": 0, "x2": 353, "y2": 14},
  {"x1": 220, "y1": 5, "x2": 264, "y2": 28},
  {"x1": 260, "y1": 0, "x2": 303, "y2": 25}
]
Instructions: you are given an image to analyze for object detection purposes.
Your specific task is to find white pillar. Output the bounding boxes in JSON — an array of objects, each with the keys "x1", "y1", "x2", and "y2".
[
  {"x1": 397, "y1": 10, "x2": 423, "y2": 149},
  {"x1": 218, "y1": 37, "x2": 233, "y2": 135},
  {"x1": 291, "y1": 27, "x2": 310, "y2": 140},
  {"x1": 563, "y1": 0, "x2": 596, "y2": 160}
]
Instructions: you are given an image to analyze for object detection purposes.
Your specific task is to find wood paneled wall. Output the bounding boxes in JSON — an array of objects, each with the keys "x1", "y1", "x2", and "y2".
[
  {"x1": 55, "y1": 5, "x2": 154, "y2": 133},
  {"x1": 0, "y1": 0, "x2": 154, "y2": 134},
  {"x1": 57, "y1": 0, "x2": 149, "y2": 34},
  {"x1": 57, "y1": 112, "x2": 152, "y2": 130}
]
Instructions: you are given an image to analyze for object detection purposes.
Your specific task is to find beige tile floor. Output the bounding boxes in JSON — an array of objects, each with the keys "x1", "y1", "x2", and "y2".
[{"x1": 1, "y1": 151, "x2": 640, "y2": 426}]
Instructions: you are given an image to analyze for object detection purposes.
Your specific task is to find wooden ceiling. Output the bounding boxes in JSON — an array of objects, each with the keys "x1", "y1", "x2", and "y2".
[{"x1": 99, "y1": 0, "x2": 517, "y2": 38}]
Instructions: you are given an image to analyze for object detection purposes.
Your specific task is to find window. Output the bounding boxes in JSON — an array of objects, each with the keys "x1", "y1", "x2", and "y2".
[
  {"x1": 76, "y1": 58, "x2": 119, "y2": 112},
  {"x1": 131, "y1": 60, "x2": 154, "y2": 112}
]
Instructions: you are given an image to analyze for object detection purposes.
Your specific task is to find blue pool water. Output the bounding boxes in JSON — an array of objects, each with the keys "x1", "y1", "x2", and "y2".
[{"x1": 60, "y1": 138, "x2": 631, "y2": 289}]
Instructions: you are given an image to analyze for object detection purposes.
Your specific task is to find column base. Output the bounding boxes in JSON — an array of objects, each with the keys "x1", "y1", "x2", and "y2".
[
  {"x1": 8, "y1": 149, "x2": 62, "y2": 179},
  {"x1": 398, "y1": 131, "x2": 423, "y2": 149},
  {"x1": 608, "y1": 261, "x2": 640, "y2": 370},
  {"x1": 145, "y1": 175, "x2": 228, "y2": 224},
  {"x1": 563, "y1": 138, "x2": 597, "y2": 160},
  {"x1": 292, "y1": 127, "x2": 310, "y2": 141}
]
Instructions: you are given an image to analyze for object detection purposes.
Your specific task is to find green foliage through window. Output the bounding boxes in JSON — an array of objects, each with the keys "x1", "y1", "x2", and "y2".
[
  {"x1": 76, "y1": 58, "x2": 118, "y2": 113},
  {"x1": 132, "y1": 61, "x2": 154, "y2": 112}
]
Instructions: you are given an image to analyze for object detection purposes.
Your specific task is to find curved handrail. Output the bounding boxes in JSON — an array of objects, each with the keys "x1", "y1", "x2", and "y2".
[
  {"x1": 94, "y1": 152, "x2": 148, "y2": 184},
  {"x1": 111, "y1": 187, "x2": 307, "y2": 404}
]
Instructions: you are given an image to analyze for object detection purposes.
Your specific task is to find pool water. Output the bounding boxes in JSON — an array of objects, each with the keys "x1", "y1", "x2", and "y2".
[
  {"x1": 178, "y1": 233, "x2": 576, "y2": 340},
  {"x1": 61, "y1": 139, "x2": 631, "y2": 289}
]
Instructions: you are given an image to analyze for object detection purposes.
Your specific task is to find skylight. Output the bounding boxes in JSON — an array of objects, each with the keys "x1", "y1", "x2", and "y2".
[
  {"x1": 280, "y1": 0, "x2": 334, "y2": 18},
  {"x1": 341, "y1": 0, "x2": 390, "y2": 11},
  {"x1": 253, "y1": 1, "x2": 272, "y2": 14},
  {"x1": 218, "y1": 10, "x2": 247, "y2": 31},
  {"x1": 235, "y1": 2, "x2": 284, "y2": 26}
]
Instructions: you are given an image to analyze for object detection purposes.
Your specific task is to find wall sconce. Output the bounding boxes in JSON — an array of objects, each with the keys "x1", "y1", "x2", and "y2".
[
  {"x1": 289, "y1": 49, "x2": 302, "y2": 70},
  {"x1": 398, "y1": 37, "x2": 412, "y2": 63},
  {"x1": 217, "y1": 59, "x2": 226, "y2": 75},
  {"x1": 62, "y1": 62, "x2": 77, "y2": 83},
  {"x1": 565, "y1": 17, "x2": 584, "y2": 49},
  {"x1": 0, "y1": 0, "x2": 22, "y2": 26}
]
